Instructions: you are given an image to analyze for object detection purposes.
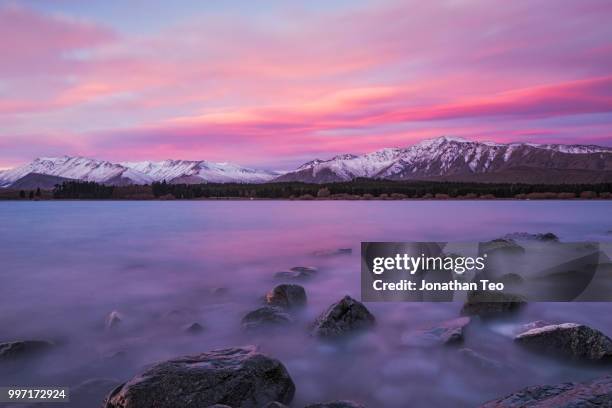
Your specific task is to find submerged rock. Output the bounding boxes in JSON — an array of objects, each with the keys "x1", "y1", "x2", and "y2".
[
  {"x1": 313, "y1": 248, "x2": 353, "y2": 257},
  {"x1": 103, "y1": 346, "x2": 295, "y2": 408},
  {"x1": 481, "y1": 239, "x2": 525, "y2": 255},
  {"x1": 265, "y1": 284, "x2": 307, "y2": 310},
  {"x1": 503, "y1": 232, "x2": 560, "y2": 242},
  {"x1": 183, "y1": 322, "x2": 205, "y2": 334},
  {"x1": 105, "y1": 310, "x2": 122, "y2": 330},
  {"x1": 312, "y1": 295, "x2": 375, "y2": 338},
  {"x1": 305, "y1": 401, "x2": 365, "y2": 408},
  {"x1": 263, "y1": 402, "x2": 289, "y2": 408},
  {"x1": 461, "y1": 291, "x2": 526, "y2": 318},
  {"x1": 514, "y1": 323, "x2": 612, "y2": 360},
  {"x1": 242, "y1": 306, "x2": 293, "y2": 330},
  {"x1": 0, "y1": 340, "x2": 54, "y2": 360},
  {"x1": 480, "y1": 375, "x2": 612, "y2": 407},
  {"x1": 274, "y1": 267, "x2": 317, "y2": 281},
  {"x1": 402, "y1": 317, "x2": 471, "y2": 347}
]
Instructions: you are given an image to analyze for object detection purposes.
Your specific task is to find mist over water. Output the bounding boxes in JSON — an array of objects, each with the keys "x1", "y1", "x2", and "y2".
[{"x1": 1, "y1": 201, "x2": 611, "y2": 407}]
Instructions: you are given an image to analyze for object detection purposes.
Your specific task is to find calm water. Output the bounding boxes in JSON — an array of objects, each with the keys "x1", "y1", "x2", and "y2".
[{"x1": 1, "y1": 201, "x2": 611, "y2": 407}]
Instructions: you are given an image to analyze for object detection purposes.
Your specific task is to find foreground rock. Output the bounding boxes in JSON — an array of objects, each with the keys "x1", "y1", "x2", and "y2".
[
  {"x1": 402, "y1": 317, "x2": 471, "y2": 347},
  {"x1": 104, "y1": 346, "x2": 295, "y2": 408},
  {"x1": 305, "y1": 401, "x2": 365, "y2": 408},
  {"x1": 461, "y1": 291, "x2": 526, "y2": 318},
  {"x1": 0, "y1": 340, "x2": 54, "y2": 360},
  {"x1": 480, "y1": 375, "x2": 612, "y2": 407},
  {"x1": 265, "y1": 284, "x2": 307, "y2": 310},
  {"x1": 312, "y1": 296, "x2": 375, "y2": 338},
  {"x1": 242, "y1": 306, "x2": 293, "y2": 330},
  {"x1": 514, "y1": 323, "x2": 612, "y2": 360}
]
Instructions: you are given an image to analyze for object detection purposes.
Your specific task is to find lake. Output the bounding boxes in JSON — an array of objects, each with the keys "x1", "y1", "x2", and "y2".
[{"x1": 1, "y1": 201, "x2": 611, "y2": 407}]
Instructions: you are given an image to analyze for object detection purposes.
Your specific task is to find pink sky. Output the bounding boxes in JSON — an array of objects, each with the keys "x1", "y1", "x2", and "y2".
[{"x1": 1, "y1": 0, "x2": 612, "y2": 169}]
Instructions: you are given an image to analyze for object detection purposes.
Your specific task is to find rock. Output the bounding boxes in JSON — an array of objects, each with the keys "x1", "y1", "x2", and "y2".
[
  {"x1": 402, "y1": 317, "x2": 471, "y2": 347},
  {"x1": 0, "y1": 340, "x2": 54, "y2": 360},
  {"x1": 304, "y1": 401, "x2": 365, "y2": 408},
  {"x1": 481, "y1": 239, "x2": 525, "y2": 255},
  {"x1": 183, "y1": 322, "x2": 205, "y2": 334},
  {"x1": 103, "y1": 346, "x2": 295, "y2": 408},
  {"x1": 461, "y1": 291, "x2": 526, "y2": 318},
  {"x1": 503, "y1": 232, "x2": 559, "y2": 242},
  {"x1": 265, "y1": 284, "x2": 307, "y2": 310},
  {"x1": 458, "y1": 348, "x2": 504, "y2": 371},
  {"x1": 207, "y1": 406, "x2": 232, "y2": 408},
  {"x1": 264, "y1": 402, "x2": 288, "y2": 408},
  {"x1": 312, "y1": 296, "x2": 375, "y2": 338},
  {"x1": 516, "y1": 320, "x2": 550, "y2": 334},
  {"x1": 313, "y1": 248, "x2": 353, "y2": 257},
  {"x1": 480, "y1": 375, "x2": 612, "y2": 407},
  {"x1": 514, "y1": 323, "x2": 612, "y2": 360},
  {"x1": 274, "y1": 269, "x2": 315, "y2": 281},
  {"x1": 105, "y1": 310, "x2": 122, "y2": 330},
  {"x1": 241, "y1": 306, "x2": 293, "y2": 330}
]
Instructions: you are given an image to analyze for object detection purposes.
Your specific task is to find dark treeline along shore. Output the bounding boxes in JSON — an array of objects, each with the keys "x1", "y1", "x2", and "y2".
[{"x1": 1, "y1": 179, "x2": 611, "y2": 200}]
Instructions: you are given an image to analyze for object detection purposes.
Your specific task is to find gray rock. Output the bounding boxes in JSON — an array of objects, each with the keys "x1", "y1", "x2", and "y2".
[
  {"x1": 480, "y1": 375, "x2": 612, "y2": 407},
  {"x1": 305, "y1": 401, "x2": 365, "y2": 408},
  {"x1": 0, "y1": 340, "x2": 54, "y2": 360},
  {"x1": 265, "y1": 284, "x2": 307, "y2": 310},
  {"x1": 312, "y1": 296, "x2": 375, "y2": 338},
  {"x1": 103, "y1": 346, "x2": 295, "y2": 408},
  {"x1": 264, "y1": 403, "x2": 289, "y2": 408},
  {"x1": 514, "y1": 323, "x2": 612, "y2": 360},
  {"x1": 461, "y1": 291, "x2": 526, "y2": 317},
  {"x1": 290, "y1": 266, "x2": 318, "y2": 274},
  {"x1": 242, "y1": 306, "x2": 293, "y2": 330},
  {"x1": 402, "y1": 317, "x2": 471, "y2": 347}
]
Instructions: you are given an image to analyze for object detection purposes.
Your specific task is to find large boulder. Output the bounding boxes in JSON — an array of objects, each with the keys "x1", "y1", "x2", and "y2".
[
  {"x1": 514, "y1": 323, "x2": 612, "y2": 360},
  {"x1": 312, "y1": 296, "x2": 375, "y2": 338},
  {"x1": 241, "y1": 306, "x2": 293, "y2": 330},
  {"x1": 305, "y1": 401, "x2": 365, "y2": 408},
  {"x1": 265, "y1": 284, "x2": 307, "y2": 310},
  {"x1": 461, "y1": 291, "x2": 526, "y2": 318},
  {"x1": 103, "y1": 346, "x2": 295, "y2": 408},
  {"x1": 0, "y1": 340, "x2": 54, "y2": 360},
  {"x1": 480, "y1": 375, "x2": 612, "y2": 407}
]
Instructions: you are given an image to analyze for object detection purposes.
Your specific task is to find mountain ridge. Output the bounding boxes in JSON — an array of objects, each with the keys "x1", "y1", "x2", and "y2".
[{"x1": 1, "y1": 136, "x2": 611, "y2": 188}]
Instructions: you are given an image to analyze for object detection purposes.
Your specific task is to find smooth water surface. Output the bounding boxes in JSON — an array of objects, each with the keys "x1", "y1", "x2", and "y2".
[{"x1": 1, "y1": 201, "x2": 611, "y2": 407}]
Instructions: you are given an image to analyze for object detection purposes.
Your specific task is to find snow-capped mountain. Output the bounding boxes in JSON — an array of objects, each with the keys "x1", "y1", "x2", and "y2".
[
  {"x1": 276, "y1": 136, "x2": 612, "y2": 184},
  {"x1": 0, "y1": 156, "x2": 278, "y2": 188},
  {"x1": 121, "y1": 160, "x2": 278, "y2": 184}
]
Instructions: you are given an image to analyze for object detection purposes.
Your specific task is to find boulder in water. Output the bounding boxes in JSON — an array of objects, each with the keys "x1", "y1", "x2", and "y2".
[
  {"x1": 265, "y1": 284, "x2": 307, "y2": 310},
  {"x1": 312, "y1": 296, "x2": 375, "y2": 338},
  {"x1": 0, "y1": 340, "x2": 54, "y2": 360},
  {"x1": 103, "y1": 346, "x2": 295, "y2": 408},
  {"x1": 480, "y1": 375, "x2": 612, "y2": 407},
  {"x1": 242, "y1": 306, "x2": 293, "y2": 330},
  {"x1": 304, "y1": 401, "x2": 365, "y2": 408},
  {"x1": 514, "y1": 322, "x2": 612, "y2": 360}
]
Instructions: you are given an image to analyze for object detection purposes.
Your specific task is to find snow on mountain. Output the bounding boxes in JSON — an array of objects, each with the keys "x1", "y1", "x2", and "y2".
[
  {"x1": 0, "y1": 156, "x2": 153, "y2": 187},
  {"x1": 121, "y1": 160, "x2": 279, "y2": 183},
  {"x1": 276, "y1": 136, "x2": 612, "y2": 183},
  {"x1": 0, "y1": 156, "x2": 279, "y2": 188}
]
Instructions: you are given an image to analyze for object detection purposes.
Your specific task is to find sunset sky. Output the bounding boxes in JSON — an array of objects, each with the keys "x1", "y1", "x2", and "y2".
[{"x1": 1, "y1": 0, "x2": 612, "y2": 169}]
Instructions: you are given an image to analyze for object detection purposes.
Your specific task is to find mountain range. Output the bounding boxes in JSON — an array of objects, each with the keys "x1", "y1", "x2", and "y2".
[{"x1": 1, "y1": 136, "x2": 611, "y2": 189}]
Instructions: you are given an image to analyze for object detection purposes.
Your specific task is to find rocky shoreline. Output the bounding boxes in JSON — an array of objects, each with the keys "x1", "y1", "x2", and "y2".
[{"x1": 3, "y1": 234, "x2": 612, "y2": 407}]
